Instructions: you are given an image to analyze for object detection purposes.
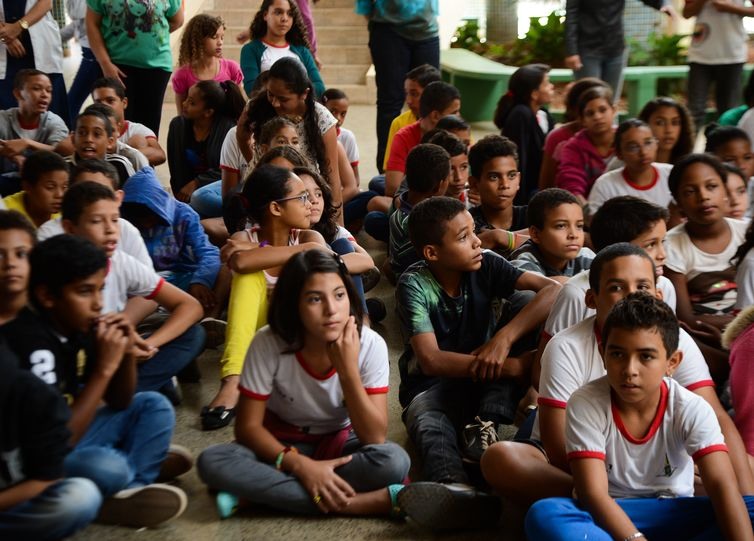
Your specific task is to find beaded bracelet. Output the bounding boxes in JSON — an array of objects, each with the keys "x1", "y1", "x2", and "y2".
[{"x1": 275, "y1": 446, "x2": 298, "y2": 470}]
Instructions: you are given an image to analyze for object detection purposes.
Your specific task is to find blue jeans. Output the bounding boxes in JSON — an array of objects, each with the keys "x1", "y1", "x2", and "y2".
[
  {"x1": 527, "y1": 496, "x2": 754, "y2": 541},
  {"x1": 0, "y1": 477, "x2": 101, "y2": 540},
  {"x1": 64, "y1": 391, "x2": 175, "y2": 496},
  {"x1": 403, "y1": 379, "x2": 523, "y2": 485},
  {"x1": 575, "y1": 50, "x2": 627, "y2": 101},
  {"x1": 67, "y1": 47, "x2": 103, "y2": 128},
  {"x1": 368, "y1": 23, "x2": 439, "y2": 172},
  {"x1": 364, "y1": 211, "x2": 389, "y2": 243},
  {"x1": 190, "y1": 180, "x2": 223, "y2": 218},
  {"x1": 137, "y1": 324, "x2": 206, "y2": 393},
  {"x1": 197, "y1": 433, "x2": 410, "y2": 515},
  {"x1": 344, "y1": 190, "x2": 378, "y2": 225}
]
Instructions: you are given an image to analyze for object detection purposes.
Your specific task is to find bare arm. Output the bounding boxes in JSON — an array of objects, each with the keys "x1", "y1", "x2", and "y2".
[
  {"x1": 167, "y1": 0, "x2": 184, "y2": 32},
  {"x1": 698, "y1": 451, "x2": 754, "y2": 541},
  {"x1": 128, "y1": 136, "x2": 166, "y2": 166},
  {"x1": 322, "y1": 126, "x2": 343, "y2": 224},
  {"x1": 145, "y1": 282, "x2": 202, "y2": 349},
  {"x1": 539, "y1": 404, "x2": 570, "y2": 471},
  {"x1": 337, "y1": 142, "x2": 359, "y2": 202},
  {"x1": 0, "y1": 480, "x2": 55, "y2": 512},
  {"x1": 384, "y1": 170, "x2": 403, "y2": 198},
  {"x1": 174, "y1": 92, "x2": 186, "y2": 115}
]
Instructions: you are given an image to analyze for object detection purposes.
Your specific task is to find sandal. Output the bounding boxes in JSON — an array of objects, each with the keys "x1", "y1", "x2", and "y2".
[{"x1": 200, "y1": 406, "x2": 236, "y2": 430}]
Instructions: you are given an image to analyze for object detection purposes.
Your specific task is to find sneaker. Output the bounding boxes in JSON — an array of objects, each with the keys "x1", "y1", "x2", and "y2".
[
  {"x1": 461, "y1": 416, "x2": 499, "y2": 463},
  {"x1": 361, "y1": 266, "x2": 381, "y2": 293},
  {"x1": 158, "y1": 377, "x2": 182, "y2": 407},
  {"x1": 397, "y1": 482, "x2": 501, "y2": 531},
  {"x1": 156, "y1": 444, "x2": 194, "y2": 482},
  {"x1": 97, "y1": 484, "x2": 187, "y2": 528},
  {"x1": 201, "y1": 317, "x2": 227, "y2": 349}
]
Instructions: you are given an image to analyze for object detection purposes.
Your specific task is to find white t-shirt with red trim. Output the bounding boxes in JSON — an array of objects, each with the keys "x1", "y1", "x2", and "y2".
[
  {"x1": 220, "y1": 126, "x2": 251, "y2": 183},
  {"x1": 260, "y1": 41, "x2": 299, "y2": 73},
  {"x1": 542, "y1": 270, "x2": 677, "y2": 339},
  {"x1": 119, "y1": 120, "x2": 157, "y2": 143},
  {"x1": 533, "y1": 315, "x2": 713, "y2": 440},
  {"x1": 239, "y1": 325, "x2": 389, "y2": 435},
  {"x1": 587, "y1": 163, "x2": 673, "y2": 216},
  {"x1": 103, "y1": 250, "x2": 164, "y2": 313},
  {"x1": 566, "y1": 376, "x2": 726, "y2": 499},
  {"x1": 338, "y1": 127, "x2": 360, "y2": 167}
]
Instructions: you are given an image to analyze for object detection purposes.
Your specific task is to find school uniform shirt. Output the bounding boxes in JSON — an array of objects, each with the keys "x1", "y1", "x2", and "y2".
[
  {"x1": 735, "y1": 248, "x2": 754, "y2": 311},
  {"x1": 566, "y1": 376, "x2": 726, "y2": 499},
  {"x1": 1, "y1": 307, "x2": 94, "y2": 404},
  {"x1": 664, "y1": 218, "x2": 748, "y2": 315},
  {"x1": 119, "y1": 120, "x2": 157, "y2": 143},
  {"x1": 2, "y1": 191, "x2": 60, "y2": 227},
  {"x1": 396, "y1": 251, "x2": 523, "y2": 406},
  {"x1": 587, "y1": 164, "x2": 673, "y2": 217},
  {"x1": 338, "y1": 127, "x2": 360, "y2": 167},
  {"x1": 542, "y1": 269, "x2": 677, "y2": 339},
  {"x1": 385, "y1": 121, "x2": 422, "y2": 174},
  {"x1": 511, "y1": 240, "x2": 594, "y2": 278},
  {"x1": 65, "y1": 153, "x2": 135, "y2": 189},
  {"x1": 469, "y1": 204, "x2": 528, "y2": 259},
  {"x1": 220, "y1": 126, "x2": 251, "y2": 185},
  {"x1": 239, "y1": 325, "x2": 389, "y2": 435},
  {"x1": 104, "y1": 250, "x2": 165, "y2": 313},
  {"x1": 37, "y1": 217, "x2": 153, "y2": 269},
  {"x1": 533, "y1": 315, "x2": 714, "y2": 441},
  {"x1": 115, "y1": 140, "x2": 149, "y2": 171},
  {"x1": 687, "y1": 0, "x2": 748, "y2": 65}
]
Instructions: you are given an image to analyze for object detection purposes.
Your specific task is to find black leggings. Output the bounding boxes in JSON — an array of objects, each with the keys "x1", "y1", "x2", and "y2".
[{"x1": 117, "y1": 64, "x2": 172, "y2": 134}]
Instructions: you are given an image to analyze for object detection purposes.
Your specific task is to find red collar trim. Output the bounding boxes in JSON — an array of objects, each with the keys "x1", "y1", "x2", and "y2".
[
  {"x1": 611, "y1": 379, "x2": 669, "y2": 445},
  {"x1": 119, "y1": 121, "x2": 129, "y2": 137},
  {"x1": 262, "y1": 39, "x2": 290, "y2": 49},
  {"x1": 17, "y1": 114, "x2": 39, "y2": 130},
  {"x1": 295, "y1": 351, "x2": 336, "y2": 381},
  {"x1": 621, "y1": 166, "x2": 659, "y2": 191}
]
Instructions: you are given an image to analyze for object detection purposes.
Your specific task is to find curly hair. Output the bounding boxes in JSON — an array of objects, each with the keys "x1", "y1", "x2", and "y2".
[
  {"x1": 249, "y1": 0, "x2": 311, "y2": 49},
  {"x1": 178, "y1": 14, "x2": 225, "y2": 67}
]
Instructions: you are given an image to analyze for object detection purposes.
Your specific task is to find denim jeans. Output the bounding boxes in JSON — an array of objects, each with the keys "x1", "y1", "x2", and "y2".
[
  {"x1": 574, "y1": 50, "x2": 628, "y2": 101},
  {"x1": 190, "y1": 180, "x2": 223, "y2": 218},
  {"x1": 137, "y1": 324, "x2": 206, "y2": 393},
  {"x1": 364, "y1": 211, "x2": 389, "y2": 243},
  {"x1": 344, "y1": 190, "x2": 378, "y2": 225},
  {"x1": 64, "y1": 391, "x2": 175, "y2": 496},
  {"x1": 687, "y1": 62, "x2": 744, "y2": 132},
  {"x1": 369, "y1": 175, "x2": 386, "y2": 195},
  {"x1": 0, "y1": 477, "x2": 101, "y2": 540},
  {"x1": 368, "y1": 23, "x2": 439, "y2": 172},
  {"x1": 403, "y1": 379, "x2": 523, "y2": 485},
  {"x1": 527, "y1": 496, "x2": 754, "y2": 541},
  {"x1": 67, "y1": 46, "x2": 103, "y2": 128},
  {"x1": 197, "y1": 433, "x2": 410, "y2": 514}
]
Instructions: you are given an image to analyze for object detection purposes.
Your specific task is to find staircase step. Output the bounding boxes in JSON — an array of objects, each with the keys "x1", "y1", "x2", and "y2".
[
  {"x1": 336, "y1": 83, "x2": 376, "y2": 105},
  {"x1": 320, "y1": 64, "x2": 367, "y2": 85}
]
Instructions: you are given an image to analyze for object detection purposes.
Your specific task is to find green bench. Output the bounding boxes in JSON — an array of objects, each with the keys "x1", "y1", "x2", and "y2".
[{"x1": 441, "y1": 48, "x2": 753, "y2": 123}]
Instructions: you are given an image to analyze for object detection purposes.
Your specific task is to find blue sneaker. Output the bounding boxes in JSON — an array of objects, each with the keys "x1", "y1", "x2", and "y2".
[{"x1": 216, "y1": 491, "x2": 239, "y2": 519}]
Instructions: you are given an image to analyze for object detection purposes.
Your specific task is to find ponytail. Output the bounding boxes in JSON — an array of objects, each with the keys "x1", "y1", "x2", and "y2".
[{"x1": 494, "y1": 63, "x2": 550, "y2": 130}]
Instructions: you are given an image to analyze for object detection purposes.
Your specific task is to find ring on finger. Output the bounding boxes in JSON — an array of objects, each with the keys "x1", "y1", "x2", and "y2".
[
  {"x1": 312, "y1": 494, "x2": 322, "y2": 504},
  {"x1": 0, "y1": 38, "x2": 5, "y2": 42}
]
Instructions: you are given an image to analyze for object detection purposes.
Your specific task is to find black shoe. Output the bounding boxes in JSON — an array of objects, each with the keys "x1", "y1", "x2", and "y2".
[
  {"x1": 361, "y1": 266, "x2": 381, "y2": 293},
  {"x1": 397, "y1": 482, "x2": 501, "y2": 531},
  {"x1": 158, "y1": 379, "x2": 182, "y2": 406},
  {"x1": 461, "y1": 416, "x2": 500, "y2": 463},
  {"x1": 200, "y1": 406, "x2": 236, "y2": 430},
  {"x1": 177, "y1": 358, "x2": 201, "y2": 383},
  {"x1": 366, "y1": 298, "x2": 387, "y2": 323}
]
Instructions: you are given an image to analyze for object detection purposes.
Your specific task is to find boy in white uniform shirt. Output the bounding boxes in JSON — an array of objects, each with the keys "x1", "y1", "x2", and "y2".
[
  {"x1": 526, "y1": 294, "x2": 754, "y2": 541},
  {"x1": 480, "y1": 243, "x2": 754, "y2": 511}
]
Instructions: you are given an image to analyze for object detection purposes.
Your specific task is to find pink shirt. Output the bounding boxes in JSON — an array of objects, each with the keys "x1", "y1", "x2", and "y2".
[
  {"x1": 171, "y1": 58, "x2": 244, "y2": 95},
  {"x1": 544, "y1": 123, "x2": 578, "y2": 161}
]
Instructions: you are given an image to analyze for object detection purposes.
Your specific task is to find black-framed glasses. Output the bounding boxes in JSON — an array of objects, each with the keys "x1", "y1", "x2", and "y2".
[{"x1": 276, "y1": 192, "x2": 310, "y2": 205}]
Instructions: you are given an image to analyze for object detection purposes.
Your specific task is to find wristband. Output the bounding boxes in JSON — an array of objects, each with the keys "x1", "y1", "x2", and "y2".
[
  {"x1": 622, "y1": 533, "x2": 644, "y2": 541},
  {"x1": 506, "y1": 230, "x2": 515, "y2": 252},
  {"x1": 275, "y1": 446, "x2": 298, "y2": 470}
]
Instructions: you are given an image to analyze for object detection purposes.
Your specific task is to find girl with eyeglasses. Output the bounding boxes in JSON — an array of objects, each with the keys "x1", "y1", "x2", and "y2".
[
  {"x1": 198, "y1": 249, "x2": 410, "y2": 519},
  {"x1": 201, "y1": 164, "x2": 329, "y2": 430},
  {"x1": 587, "y1": 119, "x2": 673, "y2": 218}
]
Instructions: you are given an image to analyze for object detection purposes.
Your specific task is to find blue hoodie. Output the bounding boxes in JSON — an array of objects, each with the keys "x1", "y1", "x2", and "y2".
[{"x1": 122, "y1": 167, "x2": 220, "y2": 289}]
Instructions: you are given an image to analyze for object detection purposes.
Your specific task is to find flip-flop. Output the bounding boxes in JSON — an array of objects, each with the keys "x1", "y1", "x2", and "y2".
[{"x1": 200, "y1": 406, "x2": 236, "y2": 430}]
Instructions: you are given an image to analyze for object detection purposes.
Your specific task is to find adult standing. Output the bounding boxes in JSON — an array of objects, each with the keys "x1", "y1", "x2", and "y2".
[
  {"x1": 0, "y1": 0, "x2": 68, "y2": 120},
  {"x1": 564, "y1": 0, "x2": 672, "y2": 101},
  {"x1": 86, "y1": 0, "x2": 184, "y2": 134},
  {"x1": 356, "y1": 0, "x2": 439, "y2": 173}
]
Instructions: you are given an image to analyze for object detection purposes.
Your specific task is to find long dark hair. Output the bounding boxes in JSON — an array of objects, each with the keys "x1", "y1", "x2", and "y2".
[
  {"x1": 493, "y1": 63, "x2": 549, "y2": 129},
  {"x1": 268, "y1": 250, "x2": 364, "y2": 350},
  {"x1": 733, "y1": 220, "x2": 754, "y2": 266},
  {"x1": 293, "y1": 165, "x2": 339, "y2": 242},
  {"x1": 223, "y1": 164, "x2": 295, "y2": 234},
  {"x1": 245, "y1": 58, "x2": 328, "y2": 180},
  {"x1": 639, "y1": 97, "x2": 695, "y2": 165},
  {"x1": 194, "y1": 80, "x2": 246, "y2": 122},
  {"x1": 249, "y1": 0, "x2": 311, "y2": 49}
]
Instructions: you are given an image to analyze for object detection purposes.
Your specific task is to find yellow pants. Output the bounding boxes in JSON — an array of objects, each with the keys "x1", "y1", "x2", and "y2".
[{"x1": 220, "y1": 271, "x2": 268, "y2": 378}]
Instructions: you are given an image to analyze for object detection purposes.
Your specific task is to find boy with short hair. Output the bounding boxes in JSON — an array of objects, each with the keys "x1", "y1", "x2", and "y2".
[
  {"x1": 0, "y1": 235, "x2": 187, "y2": 528},
  {"x1": 389, "y1": 143, "x2": 450, "y2": 276},
  {"x1": 0, "y1": 69, "x2": 68, "y2": 182},
  {"x1": 0, "y1": 340, "x2": 101, "y2": 539},
  {"x1": 0, "y1": 210, "x2": 35, "y2": 325},
  {"x1": 480, "y1": 244, "x2": 754, "y2": 513},
  {"x1": 422, "y1": 129, "x2": 470, "y2": 207},
  {"x1": 511, "y1": 188, "x2": 594, "y2": 281},
  {"x1": 67, "y1": 110, "x2": 135, "y2": 188},
  {"x1": 468, "y1": 135, "x2": 529, "y2": 258},
  {"x1": 384, "y1": 81, "x2": 461, "y2": 197},
  {"x1": 381, "y1": 63, "x2": 441, "y2": 172},
  {"x1": 91, "y1": 77, "x2": 166, "y2": 166},
  {"x1": 394, "y1": 196, "x2": 561, "y2": 529},
  {"x1": 3, "y1": 150, "x2": 68, "y2": 228},
  {"x1": 84, "y1": 103, "x2": 149, "y2": 172},
  {"x1": 527, "y1": 294, "x2": 754, "y2": 541}
]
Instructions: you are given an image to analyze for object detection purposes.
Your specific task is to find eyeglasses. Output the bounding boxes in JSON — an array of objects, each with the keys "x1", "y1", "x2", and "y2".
[
  {"x1": 276, "y1": 192, "x2": 310, "y2": 205},
  {"x1": 622, "y1": 138, "x2": 658, "y2": 155}
]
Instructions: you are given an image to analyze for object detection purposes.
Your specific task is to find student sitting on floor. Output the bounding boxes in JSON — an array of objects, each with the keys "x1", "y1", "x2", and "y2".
[
  {"x1": 511, "y1": 188, "x2": 594, "y2": 282},
  {"x1": 3, "y1": 150, "x2": 68, "y2": 228},
  {"x1": 526, "y1": 294, "x2": 754, "y2": 541},
  {"x1": 394, "y1": 196, "x2": 560, "y2": 531},
  {"x1": 0, "y1": 235, "x2": 189, "y2": 529},
  {"x1": 0, "y1": 210, "x2": 35, "y2": 325}
]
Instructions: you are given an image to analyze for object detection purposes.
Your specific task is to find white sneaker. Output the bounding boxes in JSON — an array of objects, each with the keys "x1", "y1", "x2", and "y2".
[{"x1": 97, "y1": 483, "x2": 187, "y2": 528}]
